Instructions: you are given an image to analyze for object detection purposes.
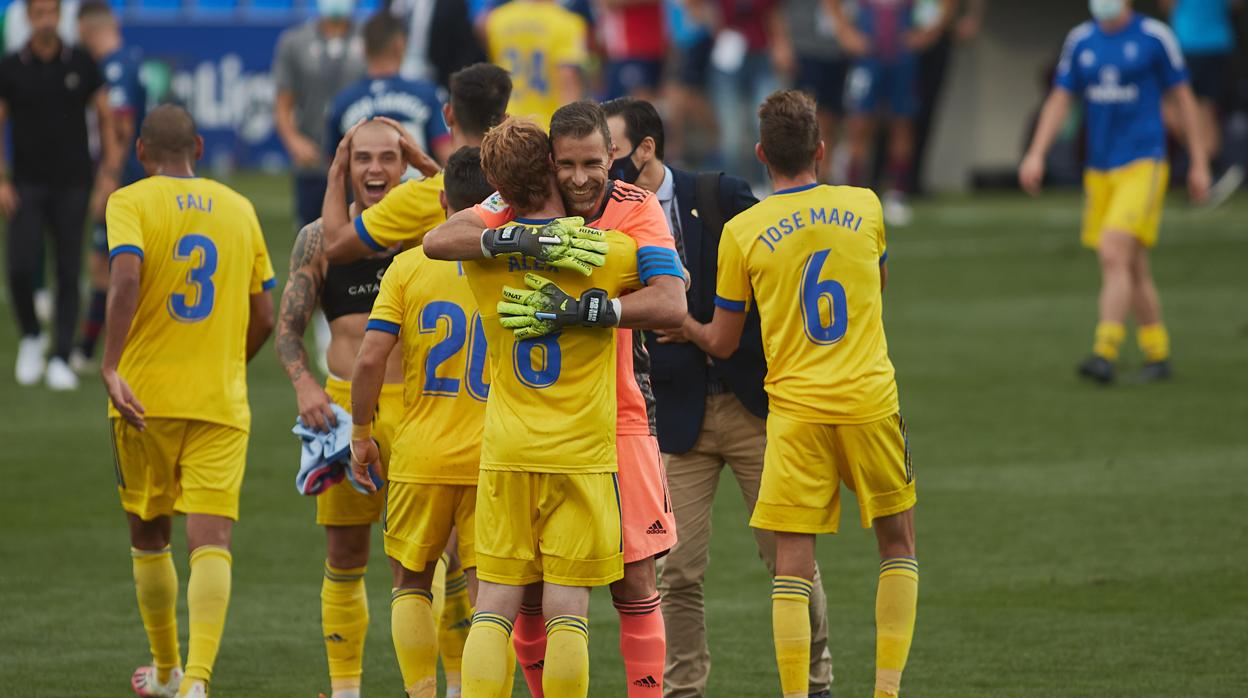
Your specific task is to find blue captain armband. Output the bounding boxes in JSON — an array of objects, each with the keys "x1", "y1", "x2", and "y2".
[
  {"x1": 366, "y1": 319, "x2": 400, "y2": 335},
  {"x1": 637, "y1": 246, "x2": 686, "y2": 284}
]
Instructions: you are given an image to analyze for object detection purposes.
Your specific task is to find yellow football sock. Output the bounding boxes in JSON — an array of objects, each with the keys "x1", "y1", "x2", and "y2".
[
  {"x1": 875, "y1": 557, "x2": 919, "y2": 698},
  {"x1": 323, "y1": 562, "x2": 369, "y2": 694},
  {"x1": 391, "y1": 588, "x2": 438, "y2": 698},
  {"x1": 462, "y1": 612, "x2": 513, "y2": 698},
  {"x1": 771, "y1": 576, "x2": 813, "y2": 698},
  {"x1": 1137, "y1": 323, "x2": 1170, "y2": 363},
  {"x1": 1093, "y1": 322, "x2": 1125, "y2": 361},
  {"x1": 184, "y1": 545, "x2": 232, "y2": 686},
  {"x1": 544, "y1": 615, "x2": 590, "y2": 698},
  {"x1": 498, "y1": 636, "x2": 517, "y2": 698},
  {"x1": 131, "y1": 547, "x2": 181, "y2": 684},
  {"x1": 439, "y1": 566, "x2": 473, "y2": 693}
]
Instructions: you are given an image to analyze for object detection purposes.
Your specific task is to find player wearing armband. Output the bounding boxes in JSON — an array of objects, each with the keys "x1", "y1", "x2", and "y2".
[
  {"x1": 422, "y1": 117, "x2": 684, "y2": 698},
  {"x1": 349, "y1": 148, "x2": 506, "y2": 698},
  {"x1": 688, "y1": 91, "x2": 916, "y2": 698},
  {"x1": 101, "y1": 105, "x2": 276, "y2": 698},
  {"x1": 1019, "y1": 0, "x2": 1210, "y2": 384},
  {"x1": 428, "y1": 101, "x2": 687, "y2": 697}
]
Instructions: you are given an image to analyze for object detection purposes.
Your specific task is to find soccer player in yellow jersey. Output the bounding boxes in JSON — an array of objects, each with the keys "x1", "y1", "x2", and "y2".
[
  {"x1": 685, "y1": 91, "x2": 917, "y2": 698},
  {"x1": 421, "y1": 118, "x2": 680, "y2": 698},
  {"x1": 349, "y1": 147, "x2": 504, "y2": 698},
  {"x1": 100, "y1": 104, "x2": 276, "y2": 698},
  {"x1": 321, "y1": 63, "x2": 514, "y2": 264},
  {"x1": 484, "y1": 0, "x2": 586, "y2": 130},
  {"x1": 276, "y1": 120, "x2": 408, "y2": 698}
]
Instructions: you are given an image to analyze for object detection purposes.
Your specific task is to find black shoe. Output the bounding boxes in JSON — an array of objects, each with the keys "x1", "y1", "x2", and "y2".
[
  {"x1": 1137, "y1": 360, "x2": 1172, "y2": 383},
  {"x1": 809, "y1": 692, "x2": 832, "y2": 698},
  {"x1": 1077, "y1": 355, "x2": 1115, "y2": 384}
]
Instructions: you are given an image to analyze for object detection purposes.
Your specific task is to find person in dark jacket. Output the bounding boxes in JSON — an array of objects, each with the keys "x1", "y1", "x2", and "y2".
[{"x1": 604, "y1": 97, "x2": 834, "y2": 698}]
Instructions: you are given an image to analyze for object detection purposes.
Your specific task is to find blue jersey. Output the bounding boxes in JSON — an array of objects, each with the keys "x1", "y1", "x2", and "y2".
[
  {"x1": 325, "y1": 75, "x2": 450, "y2": 157},
  {"x1": 1170, "y1": 0, "x2": 1234, "y2": 55},
  {"x1": 103, "y1": 47, "x2": 148, "y2": 185},
  {"x1": 1054, "y1": 14, "x2": 1188, "y2": 171},
  {"x1": 856, "y1": 0, "x2": 914, "y2": 62}
]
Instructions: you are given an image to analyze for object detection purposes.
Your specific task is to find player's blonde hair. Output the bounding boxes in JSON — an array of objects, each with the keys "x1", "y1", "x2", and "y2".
[{"x1": 480, "y1": 117, "x2": 553, "y2": 214}]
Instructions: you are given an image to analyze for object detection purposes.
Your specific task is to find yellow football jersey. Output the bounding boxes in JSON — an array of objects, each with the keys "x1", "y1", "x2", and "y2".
[
  {"x1": 106, "y1": 175, "x2": 276, "y2": 432},
  {"x1": 716, "y1": 183, "x2": 898, "y2": 425},
  {"x1": 368, "y1": 247, "x2": 488, "y2": 485},
  {"x1": 485, "y1": 0, "x2": 587, "y2": 130},
  {"x1": 355, "y1": 173, "x2": 446, "y2": 251},
  {"x1": 465, "y1": 227, "x2": 640, "y2": 473}
]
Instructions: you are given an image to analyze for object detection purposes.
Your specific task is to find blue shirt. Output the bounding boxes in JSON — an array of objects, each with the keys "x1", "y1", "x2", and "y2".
[
  {"x1": 325, "y1": 75, "x2": 450, "y2": 158},
  {"x1": 1170, "y1": 0, "x2": 1234, "y2": 55},
  {"x1": 1054, "y1": 14, "x2": 1188, "y2": 171},
  {"x1": 856, "y1": 0, "x2": 915, "y2": 62},
  {"x1": 102, "y1": 46, "x2": 147, "y2": 185}
]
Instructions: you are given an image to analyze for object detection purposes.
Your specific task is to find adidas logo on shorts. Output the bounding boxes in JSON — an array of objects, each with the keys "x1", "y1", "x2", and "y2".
[
  {"x1": 646, "y1": 520, "x2": 666, "y2": 535},
  {"x1": 633, "y1": 675, "x2": 659, "y2": 688}
]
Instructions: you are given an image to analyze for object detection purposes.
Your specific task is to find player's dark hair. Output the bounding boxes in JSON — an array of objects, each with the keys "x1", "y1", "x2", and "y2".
[
  {"x1": 449, "y1": 63, "x2": 512, "y2": 140},
  {"x1": 363, "y1": 12, "x2": 406, "y2": 59},
  {"x1": 443, "y1": 147, "x2": 494, "y2": 212},
  {"x1": 758, "y1": 90, "x2": 820, "y2": 178},
  {"x1": 602, "y1": 97, "x2": 664, "y2": 160},
  {"x1": 549, "y1": 100, "x2": 612, "y2": 153},
  {"x1": 76, "y1": 0, "x2": 113, "y2": 21},
  {"x1": 139, "y1": 104, "x2": 198, "y2": 163}
]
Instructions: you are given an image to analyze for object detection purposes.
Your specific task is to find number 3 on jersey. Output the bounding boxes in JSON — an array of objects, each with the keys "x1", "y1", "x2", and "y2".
[
  {"x1": 800, "y1": 248, "x2": 848, "y2": 345},
  {"x1": 168, "y1": 233, "x2": 217, "y2": 322}
]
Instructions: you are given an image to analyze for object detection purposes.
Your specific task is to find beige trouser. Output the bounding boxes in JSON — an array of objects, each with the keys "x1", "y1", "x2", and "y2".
[{"x1": 658, "y1": 392, "x2": 834, "y2": 697}]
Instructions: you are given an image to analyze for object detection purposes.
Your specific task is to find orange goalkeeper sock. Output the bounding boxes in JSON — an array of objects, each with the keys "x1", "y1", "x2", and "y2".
[{"x1": 614, "y1": 594, "x2": 665, "y2": 695}]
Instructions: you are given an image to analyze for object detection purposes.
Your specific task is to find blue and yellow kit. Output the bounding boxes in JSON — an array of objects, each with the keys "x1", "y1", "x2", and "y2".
[
  {"x1": 367, "y1": 247, "x2": 488, "y2": 572},
  {"x1": 715, "y1": 183, "x2": 913, "y2": 533},
  {"x1": 1055, "y1": 14, "x2": 1189, "y2": 248},
  {"x1": 485, "y1": 0, "x2": 588, "y2": 130},
  {"x1": 463, "y1": 224, "x2": 641, "y2": 586},
  {"x1": 106, "y1": 175, "x2": 276, "y2": 521},
  {"x1": 353, "y1": 173, "x2": 446, "y2": 253}
]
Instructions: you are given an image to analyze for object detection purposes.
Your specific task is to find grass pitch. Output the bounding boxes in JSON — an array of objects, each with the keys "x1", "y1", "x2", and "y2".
[{"x1": 1, "y1": 175, "x2": 1246, "y2": 696}]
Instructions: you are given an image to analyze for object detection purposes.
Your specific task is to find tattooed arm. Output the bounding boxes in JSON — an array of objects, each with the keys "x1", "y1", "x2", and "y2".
[{"x1": 277, "y1": 220, "x2": 337, "y2": 432}]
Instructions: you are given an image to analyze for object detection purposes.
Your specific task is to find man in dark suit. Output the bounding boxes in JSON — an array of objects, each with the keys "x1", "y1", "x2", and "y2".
[{"x1": 603, "y1": 98, "x2": 833, "y2": 698}]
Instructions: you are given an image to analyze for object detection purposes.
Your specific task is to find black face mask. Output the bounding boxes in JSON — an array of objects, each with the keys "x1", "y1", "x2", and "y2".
[{"x1": 610, "y1": 144, "x2": 646, "y2": 184}]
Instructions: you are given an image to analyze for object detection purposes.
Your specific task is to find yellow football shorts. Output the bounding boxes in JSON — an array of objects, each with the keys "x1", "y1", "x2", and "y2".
[
  {"x1": 384, "y1": 482, "x2": 477, "y2": 573},
  {"x1": 475, "y1": 471, "x2": 623, "y2": 587},
  {"x1": 1081, "y1": 158, "x2": 1169, "y2": 249},
  {"x1": 315, "y1": 377, "x2": 402, "y2": 526},
  {"x1": 111, "y1": 418, "x2": 248, "y2": 521},
  {"x1": 751, "y1": 412, "x2": 915, "y2": 534}
]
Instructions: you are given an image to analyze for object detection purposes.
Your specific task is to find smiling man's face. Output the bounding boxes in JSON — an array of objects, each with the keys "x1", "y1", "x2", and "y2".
[{"x1": 349, "y1": 123, "x2": 405, "y2": 209}]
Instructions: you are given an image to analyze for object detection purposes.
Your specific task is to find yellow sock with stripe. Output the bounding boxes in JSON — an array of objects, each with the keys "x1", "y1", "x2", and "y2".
[
  {"x1": 439, "y1": 564, "x2": 473, "y2": 695},
  {"x1": 131, "y1": 547, "x2": 181, "y2": 684},
  {"x1": 771, "y1": 576, "x2": 813, "y2": 698},
  {"x1": 182, "y1": 545, "x2": 232, "y2": 691},
  {"x1": 391, "y1": 588, "x2": 438, "y2": 698},
  {"x1": 543, "y1": 615, "x2": 590, "y2": 698},
  {"x1": 875, "y1": 557, "x2": 919, "y2": 698},
  {"x1": 322, "y1": 562, "x2": 369, "y2": 697},
  {"x1": 1093, "y1": 322, "x2": 1125, "y2": 361},
  {"x1": 462, "y1": 612, "x2": 513, "y2": 698},
  {"x1": 1137, "y1": 323, "x2": 1170, "y2": 363}
]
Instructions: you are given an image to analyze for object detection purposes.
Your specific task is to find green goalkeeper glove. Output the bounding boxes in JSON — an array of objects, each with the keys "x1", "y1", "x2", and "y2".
[
  {"x1": 497, "y1": 273, "x2": 622, "y2": 340},
  {"x1": 479, "y1": 216, "x2": 609, "y2": 276}
]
